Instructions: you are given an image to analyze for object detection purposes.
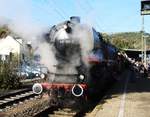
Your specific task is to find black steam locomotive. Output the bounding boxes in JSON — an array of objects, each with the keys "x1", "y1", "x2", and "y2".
[{"x1": 32, "y1": 17, "x2": 122, "y2": 105}]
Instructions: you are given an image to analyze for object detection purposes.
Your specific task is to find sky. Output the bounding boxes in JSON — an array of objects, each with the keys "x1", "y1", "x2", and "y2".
[{"x1": 0, "y1": 0, "x2": 150, "y2": 33}]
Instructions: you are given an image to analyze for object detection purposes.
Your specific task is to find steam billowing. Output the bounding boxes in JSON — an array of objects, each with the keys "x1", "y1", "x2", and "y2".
[
  {"x1": 0, "y1": 1, "x2": 96, "y2": 84},
  {"x1": 0, "y1": 16, "x2": 94, "y2": 77},
  {"x1": 0, "y1": 0, "x2": 58, "y2": 73},
  {"x1": 72, "y1": 24, "x2": 94, "y2": 66},
  {"x1": 0, "y1": 18, "x2": 57, "y2": 73},
  {"x1": 35, "y1": 42, "x2": 57, "y2": 72}
]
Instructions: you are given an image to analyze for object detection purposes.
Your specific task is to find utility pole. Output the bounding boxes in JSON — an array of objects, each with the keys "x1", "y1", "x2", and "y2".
[
  {"x1": 141, "y1": 15, "x2": 144, "y2": 63},
  {"x1": 141, "y1": 0, "x2": 150, "y2": 68},
  {"x1": 141, "y1": 15, "x2": 147, "y2": 66},
  {"x1": 144, "y1": 32, "x2": 147, "y2": 66}
]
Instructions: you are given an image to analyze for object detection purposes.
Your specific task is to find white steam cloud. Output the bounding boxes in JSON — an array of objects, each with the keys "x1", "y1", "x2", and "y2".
[
  {"x1": 0, "y1": 0, "x2": 95, "y2": 76},
  {"x1": 0, "y1": 0, "x2": 57, "y2": 72},
  {"x1": 72, "y1": 24, "x2": 94, "y2": 66},
  {"x1": 35, "y1": 42, "x2": 57, "y2": 72}
]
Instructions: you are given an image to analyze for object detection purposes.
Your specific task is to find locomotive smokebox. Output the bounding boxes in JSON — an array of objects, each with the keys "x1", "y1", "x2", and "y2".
[{"x1": 70, "y1": 16, "x2": 80, "y2": 24}]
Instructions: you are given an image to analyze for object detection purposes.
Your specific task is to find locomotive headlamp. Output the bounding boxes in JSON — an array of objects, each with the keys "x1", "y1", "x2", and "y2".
[
  {"x1": 79, "y1": 74, "x2": 85, "y2": 80},
  {"x1": 63, "y1": 25, "x2": 67, "y2": 29}
]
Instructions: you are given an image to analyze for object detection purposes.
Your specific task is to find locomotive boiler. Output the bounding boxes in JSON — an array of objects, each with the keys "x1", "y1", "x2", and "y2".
[{"x1": 32, "y1": 17, "x2": 120, "y2": 104}]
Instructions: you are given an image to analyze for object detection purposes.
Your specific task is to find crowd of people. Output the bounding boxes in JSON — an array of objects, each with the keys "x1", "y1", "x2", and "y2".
[{"x1": 130, "y1": 59, "x2": 148, "y2": 78}]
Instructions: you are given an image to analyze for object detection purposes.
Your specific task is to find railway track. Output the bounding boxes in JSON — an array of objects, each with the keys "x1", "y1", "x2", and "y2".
[
  {"x1": 34, "y1": 106, "x2": 84, "y2": 117},
  {"x1": 34, "y1": 98, "x2": 91, "y2": 117},
  {"x1": 49, "y1": 108, "x2": 79, "y2": 117},
  {"x1": 0, "y1": 88, "x2": 39, "y2": 111}
]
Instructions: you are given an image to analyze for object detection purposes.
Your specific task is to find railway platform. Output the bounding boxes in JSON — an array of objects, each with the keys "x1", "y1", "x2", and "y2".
[{"x1": 88, "y1": 69, "x2": 150, "y2": 117}]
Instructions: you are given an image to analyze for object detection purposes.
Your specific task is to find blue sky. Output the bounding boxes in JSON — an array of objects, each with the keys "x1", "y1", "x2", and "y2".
[{"x1": 0, "y1": 0, "x2": 150, "y2": 33}]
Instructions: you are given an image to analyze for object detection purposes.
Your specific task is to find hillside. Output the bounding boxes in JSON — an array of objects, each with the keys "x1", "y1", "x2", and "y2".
[{"x1": 102, "y1": 32, "x2": 150, "y2": 50}]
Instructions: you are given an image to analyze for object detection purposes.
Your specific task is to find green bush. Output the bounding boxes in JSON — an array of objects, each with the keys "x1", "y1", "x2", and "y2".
[{"x1": 0, "y1": 57, "x2": 21, "y2": 89}]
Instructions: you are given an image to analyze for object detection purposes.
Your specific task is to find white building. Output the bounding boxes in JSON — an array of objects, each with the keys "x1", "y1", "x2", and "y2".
[{"x1": 0, "y1": 35, "x2": 22, "y2": 61}]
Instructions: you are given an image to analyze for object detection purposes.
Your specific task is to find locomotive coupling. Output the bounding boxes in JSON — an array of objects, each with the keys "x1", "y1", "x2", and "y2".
[
  {"x1": 32, "y1": 83, "x2": 43, "y2": 94},
  {"x1": 71, "y1": 84, "x2": 84, "y2": 97}
]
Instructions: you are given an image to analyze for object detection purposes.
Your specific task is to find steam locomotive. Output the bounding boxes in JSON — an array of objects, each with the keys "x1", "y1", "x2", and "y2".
[{"x1": 32, "y1": 17, "x2": 122, "y2": 105}]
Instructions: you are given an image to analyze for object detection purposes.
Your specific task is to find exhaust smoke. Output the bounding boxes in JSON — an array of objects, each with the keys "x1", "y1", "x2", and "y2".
[{"x1": 71, "y1": 24, "x2": 94, "y2": 66}]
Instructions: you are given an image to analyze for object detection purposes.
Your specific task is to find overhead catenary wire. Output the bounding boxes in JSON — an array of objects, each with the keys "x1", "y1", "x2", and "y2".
[
  {"x1": 75, "y1": 0, "x2": 105, "y2": 32},
  {"x1": 31, "y1": 2, "x2": 61, "y2": 24},
  {"x1": 85, "y1": 0, "x2": 108, "y2": 32},
  {"x1": 32, "y1": 0, "x2": 65, "y2": 23},
  {"x1": 43, "y1": 0, "x2": 66, "y2": 19},
  {"x1": 32, "y1": 0, "x2": 107, "y2": 33},
  {"x1": 50, "y1": 0, "x2": 70, "y2": 18}
]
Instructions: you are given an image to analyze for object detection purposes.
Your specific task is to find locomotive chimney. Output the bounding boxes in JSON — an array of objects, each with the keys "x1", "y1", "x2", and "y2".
[{"x1": 70, "y1": 16, "x2": 80, "y2": 24}]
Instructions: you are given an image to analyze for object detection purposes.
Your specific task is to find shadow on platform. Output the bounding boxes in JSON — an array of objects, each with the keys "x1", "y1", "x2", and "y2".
[{"x1": 103, "y1": 68, "x2": 150, "y2": 101}]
